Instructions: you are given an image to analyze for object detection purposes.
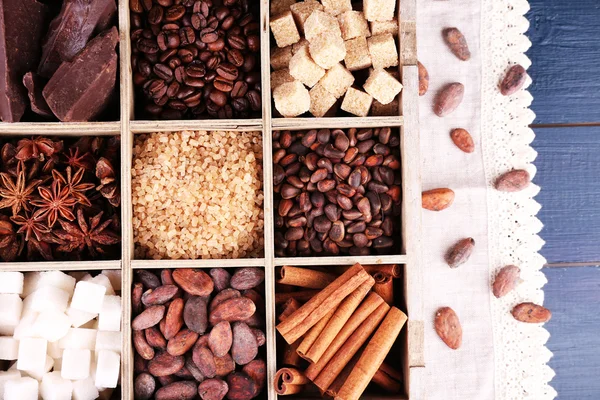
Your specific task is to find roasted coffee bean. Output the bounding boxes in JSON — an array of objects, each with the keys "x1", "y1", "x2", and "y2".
[
  {"x1": 153, "y1": 64, "x2": 173, "y2": 81},
  {"x1": 148, "y1": 6, "x2": 164, "y2": 24},
  {"x1": 165, "y1": 5, "x2": 186, "y2": 21}
]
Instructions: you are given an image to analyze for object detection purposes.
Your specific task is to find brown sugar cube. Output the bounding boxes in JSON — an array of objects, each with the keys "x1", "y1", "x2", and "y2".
[
  {"x1": 371, "y1": 96, "x2": 399, "y2": 115},
  {"x1": 292, "y1": 38, "x2": 309, "y2": 54},
  {"x1": 271, "y1": 46, "x2": 293, "y2": 70},
  {"x1": 304, "y1": 10, "x2": 342, "y2": 42},
  {"x1": 367, "y1": 33, "x2": 398, "y2": 69},
  {"x1": 271, "y1": 0, "x2": 297, "y2": 16},
  {"x1": 318, "y1": 63, "x2": 354, "y2": 98},
  {"x1": 364, "y1": 0, "x2": 396, "y2": 22},
  {"x1": 370, "y1": 19, "x2": 398, "y2": 36},
  {"x1": 321, "y1": 0, "x2": 352, "y2": 16},
  {"x1": 309, "y1": 33, "x2": 346, "y2": 69},
  {"x1": 341, "y1": 87, "x2": 373, "y2": 116},
  {"x1": 338, "y1": 11, "x2": 370, "y2": 40},
  {"x1": 289, "y1": 46, "x2": 326, "y2": 87},
  {"x1": 363, "y1": 68, "x2": 402, "y2": 105},
  {"x1": 270, "y1": 11, "x2": 301, "y2": 48},
  {"x1": 290, "y1": 0, "x2": 324, "y2": 33},
  {"x1": 344, "y1": 36, "x2": 372, "y2": 71},
  {"x1": 309, "y1": 84, "x2": 338, "y2": 117},
  {"x1": 274, "y1": 80, "x2": 310, "y2": 117},
  {"x1": 271, "y1": 69, "x2": 296, "y2": 90}
]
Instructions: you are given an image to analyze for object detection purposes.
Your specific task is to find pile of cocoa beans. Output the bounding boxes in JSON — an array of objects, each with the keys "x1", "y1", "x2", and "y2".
[{"x1": 132, "y1": 268, "x2": 266, "y2": 400}]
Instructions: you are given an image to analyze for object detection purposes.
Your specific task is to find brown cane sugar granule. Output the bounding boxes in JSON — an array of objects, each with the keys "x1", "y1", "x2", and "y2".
[{"x1": 132, "y1": 130, "x2": 264, "y2": 259}]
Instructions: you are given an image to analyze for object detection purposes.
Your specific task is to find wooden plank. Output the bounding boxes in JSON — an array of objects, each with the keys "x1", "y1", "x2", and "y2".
[
  {"x1": 533, "y1": 126, "x2": 600, "y2": 264},
  {"x1": 132, "y1": 258, "x2": 266, "y2": 269},
  {"x1": 526, "y1": 0, "x2": 600, "y2": 124},
  {"x1": 274, "y1": 255, "x2": 408, "y2": 266},
  {"x1": 272, "y1": 117, "x2": 404, "y2": 130},
  {"x1": 544, "y1": 266, "x2": 600, "y2": 399},
  {"x1": 0, "y1": 122, "x2": 120, "y2": 135},
  {"x1": 130, "y1": 119, "x2": 263, "y2": 133}
]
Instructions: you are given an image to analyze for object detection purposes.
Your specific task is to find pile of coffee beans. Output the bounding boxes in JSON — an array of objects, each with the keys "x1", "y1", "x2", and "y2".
[
  {"x1": 130, "y1": 0, "x2": 262, "y2": 119},
  {"x1": 273, "y1": 128, "x2": 402, "y2": 257}
]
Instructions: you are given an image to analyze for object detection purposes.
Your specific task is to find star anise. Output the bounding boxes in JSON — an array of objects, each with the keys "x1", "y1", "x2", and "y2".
[
  {"x1": 55, "y1": 209, "x2": 120, "y2": 256},
  {"x1": 31, "y1": 179, "x2": 77, "y2": 227},
  {"x1": 0, "y1": 167, "x2": 42, "y2": 216},
  {"x1": 63, "y1": 147, "x2": 95, "y2": 171},
  {"x1": 15, "y1": 137, "x2": 62, "y2": 161},
  {"x1": 10, "y1": 212, "x2": 51, "y2": 242},
  {"x1": 52, "y1": 167, "x2": 95, "y2": 207},
  {"x1": 1, "y1": 143, "x2": 17, "y2": 172},
  {"x1": 0, "y1": 215, "x2": 22, "y2": 261},
  {"x1": 96, "y1": 157, "x2": 120, "y2": 207}
]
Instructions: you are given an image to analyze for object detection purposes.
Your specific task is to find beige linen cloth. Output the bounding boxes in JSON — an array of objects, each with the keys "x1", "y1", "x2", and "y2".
[{"x1": 416, "y1": 0, "x2": 555, "y2": 398}]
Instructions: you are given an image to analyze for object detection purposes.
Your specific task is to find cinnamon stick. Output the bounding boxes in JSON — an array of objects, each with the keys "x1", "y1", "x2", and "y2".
[
  {"x1": 275, "y1": 368, "x2": 309, "y2": 395},
  {"x1": 373, "y1": 272, "x2": 394, "y2": 305},
  {"x1": 303, "y1": 277, "x2": 374, "y2": 364},
  {"x1": 278, "y1": 298, "x2": 301, "y2": 322},
  {"x1": 372, "y1": 368, "x2": 402, "y2": 393},
  {"x1": 379, "y1": 361, "x2": 403, "y2": 382},
  {"x1": 304, "y1": 292, "x2": 384, "y2": 381},
  {"x1": 313, "y1": 302, "x2": 390, "y2": 392},
  {"x1": 278, "y1": 266, "x2": 337, "y2": 289},
  {"x1": 275, "y1": 290, "x2": 319, "y2": 305},
  {"x1": 325, "y1": 350, "x2": 363, "y2": 398},
  {"x1": 335, "y1": 307, "x2": 408, "y2": 400},
  {"x1": 297, "y1": 307, "x2": 337, "y2": 360},
  {"x1": 282, "y1": 340, "x2": 303, "y2": 368},
  {"x1": 277, "y1": 263, "x2": 371, "y2": 344},
  {"x1": 336, "y1": 264, "x2": 401, "y2": 278}
]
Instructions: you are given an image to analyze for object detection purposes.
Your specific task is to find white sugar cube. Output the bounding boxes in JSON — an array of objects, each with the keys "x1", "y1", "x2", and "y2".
[
  {"x1": 13, "y1": 314, "x2": 39, "y2": 340},
  {"x1": 61, "y1": 349, "x2": 91, "y2": 380},
  {"x1": 22, "y1": 273, "x2": 41, "y2": 297},
  {"x1": 0, "y1": 370, "x2": 21, "y2": 400},
  {"x1": 40, "y1": 371, "x2": 73, "y2": 400},
  {"x1": 89, "y1": 275, "x2": 114, "y2": 296},
  {"x1": 59, "y1": 328, "x2": 97, "y2": 350},
  {"x1": 34, "y1": 311, "x2": 71, "y2": 342},
  {"x1": 80, "y1": 319, "x2": 98, "y2": 329},
  {"x1": 72, "y1": 377, "x2": 99, "y2": 400},
  {"x1": 0, "y1": 272, "x2": 24, "y2": 295},
  {"x1": 0, "y1": 337, "x2": 19, "y2": 360},
  {"x1": 66, "y1": 307, "x2": 97, "y2": 329},
  {"x1": 17, "y1": 338, "x2": 47, "y2": 372},
  {"x1": 38, "y1": 272, "x2": 76, "y2": 297},
  {"x1": 23, "y1": 355, "x2": 53, "y2": 381},
  {"x1": 53, "y1": 357, "x2": 63, "y2": 371},
  {"x1": 95, "y1": 331, "x2": 121, "y2": 355},
  {"x1": 71, "y1": 282, "x2": 106, "y2": 314},
  {"x1": 80, "y1": 274, "x2": 93, "y2": 282},
  {"x1": 94, "y1": 350, "x2": 119, "y2": 389},
  {"x1": 98, "y1": 296, "x2": 121, "y2": 332},
  {"x1": 30, "y1": 287, "x2": 69, "y2": 313},
  {"x1": 47, "y1": 341, "x2": 63, "y2": 359},
  {"x1": 0, "y1": 294, "x2": 22, "y2": 327},
  {"x1": 4, "y1": 377, "x2": 38, "y2": 400},
  {"x1": 20, "y1": 295, "x2": 35, "y2": 319},
  {"x1": 0, "y1": 325, "x2": 15, "y2": 337},
  {"x1": 101, "y1": 270, "x2": 121, "y2": 292}
]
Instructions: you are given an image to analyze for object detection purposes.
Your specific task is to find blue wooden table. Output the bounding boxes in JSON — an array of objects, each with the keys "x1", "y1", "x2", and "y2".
[{"x1": 527, "y1": 1, "x2": 600, "y2": 398}]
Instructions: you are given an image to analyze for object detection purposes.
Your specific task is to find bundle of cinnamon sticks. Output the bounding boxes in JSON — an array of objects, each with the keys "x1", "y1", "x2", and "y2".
[{"x1": 274, "y1": 263, "x2": 406, "y2": 400}]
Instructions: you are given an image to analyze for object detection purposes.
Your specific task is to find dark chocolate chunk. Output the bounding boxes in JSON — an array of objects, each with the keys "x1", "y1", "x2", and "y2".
[
  {"x1": 43, "y1": 27, "x2": 118, "y2": 122},
  {"x1": 22, "y1": 72, "x2": 53, "y2": 118},
  {"x1": 0, "y1": 0, "x2": 48, "y2": 122},
  {"x1": 38, "y1": 0, "x2": 117, "y2": 78}
]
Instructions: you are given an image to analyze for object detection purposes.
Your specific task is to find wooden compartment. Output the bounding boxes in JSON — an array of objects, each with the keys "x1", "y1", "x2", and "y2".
[{"x1": 0, "y1": 0, "x2": 422, "y2": 398}]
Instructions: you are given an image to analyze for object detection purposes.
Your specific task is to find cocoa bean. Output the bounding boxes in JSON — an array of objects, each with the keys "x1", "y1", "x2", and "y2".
[
  {"x1": 145, "y1": 326, "x2": 167, "y2": 349},
  {"x1": 155, "y1": 381, "x2": 197, "y2": 400},
  {"x1": 210, "y1": 289, "x2": 241, "y2": 312},
  {"x1": 133, "y1": 283, "x2": 144, "y2": 315},
  {"x1": 442, "y1": 27, "x2": 471, "y2": 61},
  {"x1": 148, "y1": 351, "x2": 185, "y2": 376},
  {"x1": 175, "y1": 365, "x2": 194, "y2": 379},
  {"x1": 134, "y1": 372, "x2": 156, "y2": 400},
  {"x1": 209, "y1": 297, "x2": 256, "y2": 325},
  {"x1": 132, "y1": 305, "x2": 166, "y2": 330},
  {"x1": 198, "y1": 378, "x2": 229, "y2": 400},
  {"x1": 512, "y1": 302, "x2": 552, "y2": 323},
  {"x1": 135, "y1": 354, "x2": 148, "y2": 373},
  {"x1": 230, "y1": 268, "x2": 265, "y2": 290},
  {"x1": 173, "y1": 269, "x2": 215, "y2": 296},
  {"x1": 433, "y1": 83, "x2": 464, "y2": 117},
  {"x1": 250, "y1": 328, "x2": 265, "y2": 346},
  {"x1": 450, "y1": 128, "x2": 475, "y2": 153},
  {"x1": 445, "y1": 238, "x2": 475, "y2": 268},
  {"x1": 242, "y1": 359, "x2": 266, "y2": 395},
  {"x1": 193, "y1": 343, "x2": 217, "y2": 378},
  {"x1": 434, "y1": 307, "x2": 462, "y2": 349},
  {"x1": 214, "y1": 353, "x2": 236, "y2": 377},
  {"x1": 241, "y1": 289, "x2": 264, "y2": 314},
  {"x1": 418, "y1": 61, "x2": 429, "y2": 96},
  {"x1": 186, "y1": 354, "x2": 205, "y2": 381},
  {"x1": 492, "y1": 265, "x2": 521, "y2": 298},
  {"x1": 231, "y1": 322, "x2": 258, "y2": 366},
  {"x1": 161, "y1": 269, "x2": 176, "y2": 285},
  {"x1": 184, "y1": 296, "x2": 209, "y2": 334},
  {"x1": 134, "y1": 330, "x2": 155, "y2": 360},
  {"x1": 136, "y1": 270, "x2": 161, "y2": 289},
  {"x1": 226, "y1": 372, "x2": 256, "y2": 400},
  {"x1": 422, "y1": 188, "x2": 455, "y2": 211},
  {"x1": 142, "y1": 285, "x2": 179, "y2": 306},
  {"x1": 210, "y1": 268, "x2": 232, "y2": 291},
  {"x1": 500, "y1": 64, "x2": 527, "y2": 96},
  {"x1": 168, "y1": 328, "x2": 200, "y2": 356},
  {"x1": 241, "y1": 312, "x2": 263, "y2": 328},
  {"x1": 494, "y1": 169, "x2": 530, "y2": 192},
  {"x1": 164, "y1": 298, "x2": 185, "y2": 339},
  {"x1": 208, "y1": 321, "x2": 233, "y2": 357},
  {"x1": 158, "y1": 375, "x2": 177, "y2": 386}
]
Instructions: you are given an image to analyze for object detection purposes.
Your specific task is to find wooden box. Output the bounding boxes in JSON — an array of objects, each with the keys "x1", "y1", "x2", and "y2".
[{"x1": 0, "y1": 0, "x2": 423, "y2": 398}]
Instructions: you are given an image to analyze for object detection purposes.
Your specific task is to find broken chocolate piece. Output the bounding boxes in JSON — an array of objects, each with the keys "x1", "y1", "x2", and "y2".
[
  {"x1": 0, "y1": 0, "x2": 48, "y2": 122},
  {"x1": 38, "y1": 0, "x2": 117, "y2": 78},
  {"x1": 23, "y1": 72, "x2": 53, "y2": 118},
  {"x1": 43, "y1": 27, "x2": 119, "y2": 122}
]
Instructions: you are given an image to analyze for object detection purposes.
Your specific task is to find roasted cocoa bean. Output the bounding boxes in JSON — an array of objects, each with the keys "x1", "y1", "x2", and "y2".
[
  {"x1": 230, "y1": 268, "x2": 265, "y2": 290},
  {"x1": 184, "y1": 296, "x2": 209, "y2": 334},
  {"x1": 208, "y1": 321, "x2": 233, "y2": 357},
  {"x1": 148, "y1": 351, "x2": 185, "y2": 376}
]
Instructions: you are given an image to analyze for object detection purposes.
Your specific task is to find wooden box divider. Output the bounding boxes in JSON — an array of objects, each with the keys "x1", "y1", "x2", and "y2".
[{"x1": 0, "y1": 0, "x2": 423, "y2": 398}]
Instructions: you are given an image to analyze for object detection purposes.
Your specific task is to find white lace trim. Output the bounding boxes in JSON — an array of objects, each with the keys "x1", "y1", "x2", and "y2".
[{"x1": 481, "y1": 0, "x2": 557, "y2": 398}]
